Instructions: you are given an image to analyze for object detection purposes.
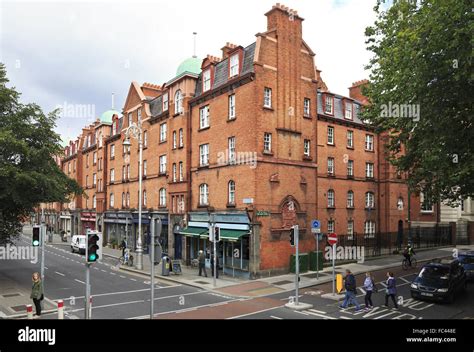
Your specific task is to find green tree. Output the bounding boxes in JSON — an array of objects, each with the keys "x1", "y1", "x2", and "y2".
[
  {"x1": 363, "y1": 0, "x2": 473, "y2": 204},
  {"x1": 0, "y1": 63, "x2": 82, "y2": 243}
]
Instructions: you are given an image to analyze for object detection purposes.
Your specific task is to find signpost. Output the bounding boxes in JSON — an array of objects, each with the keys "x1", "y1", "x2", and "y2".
[
  {"x1": 327, "y1": 233, "x2": 338, "y2": 296},
  {"x1": 293, "y1": 225, "x2": 299, "y2": 306},
  {"x1": 311, "y1": 220, "x2": 321, "y2": 280}
]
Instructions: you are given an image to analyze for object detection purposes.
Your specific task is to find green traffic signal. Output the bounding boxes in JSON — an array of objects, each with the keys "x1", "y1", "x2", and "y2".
[
  {"x1": 32, "y1": 227, "x2": 40, "y2": 247},
  {"x1": 87, "y1": 233, "x2": 100, "y2": 263}
]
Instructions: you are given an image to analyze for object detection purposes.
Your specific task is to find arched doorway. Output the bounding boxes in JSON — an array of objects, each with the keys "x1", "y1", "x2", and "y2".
[{"x1": 174, "y1": 224, "x2": 183, "y2": 259}]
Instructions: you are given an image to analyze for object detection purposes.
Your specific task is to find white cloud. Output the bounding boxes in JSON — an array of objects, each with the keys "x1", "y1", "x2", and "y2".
[{"x1": 0, "y1": 0, "x2": 377, "y2": 138}]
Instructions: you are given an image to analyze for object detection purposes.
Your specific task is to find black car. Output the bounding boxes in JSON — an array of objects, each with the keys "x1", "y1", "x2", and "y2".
[
  {"x1": 410, "y1": 259, "x2": 467, "y2": 303},
  {"x1": 458, "y1": 251, "x2": 474, "y2": 282}
]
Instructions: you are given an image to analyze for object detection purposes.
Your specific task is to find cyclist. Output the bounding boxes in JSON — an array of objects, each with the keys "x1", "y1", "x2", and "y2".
[
  {"x1": 119, "y1": 238, "x2": 127, "y2": 258},
  {"x1": 403, "y1": 243, "x2": 416, "y2": 267}
]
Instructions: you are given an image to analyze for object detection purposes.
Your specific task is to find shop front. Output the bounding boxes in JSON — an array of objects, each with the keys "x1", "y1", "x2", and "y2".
[
  {"x1": 104, "y1": 212, "x2": 132, "y2": 248},
  {"x1": 80, "y1": 212, "x2": 96, "y2": 235},
  {"x1": 179, "y1": 212, "x2": 251, "y2": 278},
  {"x1": 131, "y1": 212, "x2": 168, "y2": 254},
  {"x1": 59, "y1": 211, "x2": 72, "y2": 235}
]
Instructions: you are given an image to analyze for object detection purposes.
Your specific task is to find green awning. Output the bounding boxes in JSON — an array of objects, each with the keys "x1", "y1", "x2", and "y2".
[
  {"x1": 179, "y1": 227, "x2": 208, "y2": 237},
  {"x1": 220, "y1": 229, "x2": 249, "y2": 241}
]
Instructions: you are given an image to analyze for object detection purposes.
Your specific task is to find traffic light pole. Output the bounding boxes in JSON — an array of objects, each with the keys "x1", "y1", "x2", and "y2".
[
  {"x1": 40, "y1": 209, "x2": 45, "y2": 291},
  {"x1": 332, "y1": 244, "x2": 336, "y2": 296},
  {"x1": 150, "y1": 218, "x2": 155, "y2": 320},
  {"x1": 85, "y1": 263, "x2": 91, "y2": 319},
  {"x1": 295, "y1": 225, "x2": 299, "y2": 306}
]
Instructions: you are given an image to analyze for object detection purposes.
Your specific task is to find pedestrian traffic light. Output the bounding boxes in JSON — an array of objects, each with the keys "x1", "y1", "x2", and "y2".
[
  {"x1": 289, "y1": 228, "x2": 295, "y2": 247},
  {"x1": 32, "y1": 226, "x2": 40, "y2": 247},
  {"x1": 214, "y1": 226, "x2": 220, "y2": 242},
  {"x1": 86, "y1": 231, "x2": 102, "y2": 263}
]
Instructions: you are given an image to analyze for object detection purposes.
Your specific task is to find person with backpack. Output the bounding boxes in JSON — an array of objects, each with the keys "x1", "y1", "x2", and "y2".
[
  {"x1": 339, "y1": 269, "x2": 362, "y2": 311},
  {"x1": 363, "y1": 272, "x2": 377, "y2": 310},
  {"x1": 384, "y1": 272, "x2": 399, "y2": 309}
]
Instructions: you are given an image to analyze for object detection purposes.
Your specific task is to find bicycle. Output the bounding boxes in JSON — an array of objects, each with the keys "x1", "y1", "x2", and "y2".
[
  {"x1": 402, "y1": 255, "x2": 417, "y2": 270},
  {"x1": 119, "y1": 249, "x2": 134, "y2": 267}
]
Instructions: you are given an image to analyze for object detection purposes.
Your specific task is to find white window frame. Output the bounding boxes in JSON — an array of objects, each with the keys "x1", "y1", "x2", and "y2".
[
  {"x1": 264, "y1": 133, "x2": 272, "y2": 153},
  {"x1": 159, "y1": 188, "x2": 166, "y2": 207},
  {"x1": 172, "y1": 163, "x2": 177, "y2": 182},
  {"x1": 420, "y1": 191, "x2": 434, "y2": 213},
  {"x1": 163, "y1": 93, "x2": 169, "y2": 111},
  {"x1": 364, "y1": 221, "x2": 376, "y2": 238},
  {"x1": 229, "y1": 54, "x2": 239, "y2": 77},
  {"x1": 199, "y1": 184, "x2": 209, "y2": 205},
  {"x1": 365, "y1": 134, "x2": 374, "y2": 151},
  {"x1": 347, "y1": 130, "x2": 353, "y2": 148},
  {"x1": 347, "y1": 220, "x2": 354, "y2": 237},
  {"x1": 228, "y1": 180, "x2": 235, "y2": 205},
  {"x1": 327, "y1": 126, "x2": 335, "y2": 145},
  {"x1": 110, "y1": 193, "x2": 115, "y2": 208},
  {"x1": 328, "y1": 220, "x2": 335, "y2": 233},
  {"x1": 93, "y1": 195, "x2": 96, "y2": 209},
  {"x1": 173, "y1": 131, "x2": 177, "y2": 149},
  {"x1": 228, "y1": 137, "x2": 236, "y2": 163},
  {"x1": 179, "y1": 162, "x2": 183, "y2": 182},
  {"x1": 347, "y1": 191, "x2": 354, "y2": 208},
  {"x1": 264, "y1": 87, "x2": 272, "y2": 108},
  {"x1": 324, "y1": 95, "x2": 334, "y2": 115},
  {"x1": 345, "y1": 102, "x2": 353, "y2": 119},
  {"x1": 143, "y1": 160, "x2": 147, "y2": 177},
  {"x1": 143, "y1": 131, "x2": 148, "y2": 148},
  {"x1": 203, "y1": 69, "x2": 211, "y2": 92},
  {"x1": 304, "y1": 139, "x2": 310, "y2": 157},
  {"x1": 174, "y1": 90, "x2": 183, "y2": 114},
  {"x1": 179, "y1": 129, "x2": 184, "y2": 147},
  {"x1": 199, "y1": 106, "x2": 210, "y2": 129},
  {"x1": 160, "y1": 123, "x2": 167, "y2": 142},
  {"x1": 143, "y1": 190, "x2": 147, "y2": 207},
  {"x1": 93, "y1": 173, "x2": 96, "y2": 186},
  {"x1": 228, "y1": 94, "x2": 236, "y2": 119},
  {"x1": 327, "y1": 190, "x2": 335, "y2": 208},
  {"x1": 366, "y1": 162, "x2": 374, "y2": 178},
  {"x1": 304, "y1": 98, "x2": 311, "y2": 117},
  {"x1": 159, "y1": 155, "x2": 167, "y2": 174},
  {"x1": 347, "y1": 160, "x2": 354, "y2": 177},
  {"x1": 199, "y1": 144, "x2": 209, "y2": 166},
  {"x1": 327, "y1": 157, "x2": 335, "y2": 175},
  {"x1": 397, "y1": 197, "x2": 404, "y2": 210},
  {"x1": 110, "y1": 144, "x2": 115, "y2": 159},
  {"x1": 110, "y1": 169, "x2": 115, "y2": 183},
  {"x1": 365, "y1": 192, "x2": 375, "y2": 208}
]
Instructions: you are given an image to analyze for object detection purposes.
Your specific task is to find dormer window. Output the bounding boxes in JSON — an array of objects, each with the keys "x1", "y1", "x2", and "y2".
[
  {"x1": 203, "y1": 69, "x2": 211, "y2": 92},
  {"x1": 324, "y1": 95, "x2": 334, "y2": 115},
  {"x1": 345, "y1": 101, "x2": 353, "y2": 120},
  {"x1": 112, "y1": 120, "x2": 117, "y2": 135},
  {"x1": 163, "y1": 93, "x2": 169, "y2": 111},
  {"x1": 229, "y1": 53, "x2": 239, "y2": 77}
]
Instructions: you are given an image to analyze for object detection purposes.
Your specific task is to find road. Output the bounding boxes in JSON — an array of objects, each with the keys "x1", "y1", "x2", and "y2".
[{"x1": 1, "y1": 234, "x2": 240, "y2": 319}]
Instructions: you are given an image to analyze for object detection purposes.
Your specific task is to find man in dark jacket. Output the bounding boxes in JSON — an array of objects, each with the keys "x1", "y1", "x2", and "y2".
[
  {"x1": 198, "y1": 250, "x2": 207, "y2": 277},
  {"x1": 339, "y1": 269, "x2": 362, "y2": 310}
]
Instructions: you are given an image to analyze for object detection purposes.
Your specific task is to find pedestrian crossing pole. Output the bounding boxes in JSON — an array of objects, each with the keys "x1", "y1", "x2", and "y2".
[
  {"x1": 294, "y1": 225, "x2": 299, "y2": 306},
  {"x1": 85, "y1": 263, "x2": 90, "y2": 319}
]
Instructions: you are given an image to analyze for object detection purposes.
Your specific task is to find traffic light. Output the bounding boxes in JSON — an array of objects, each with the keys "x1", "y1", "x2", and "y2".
[
  {"x1": 86, "y1": 231, "x2": 102, "y2": 263},
  {"x1": 214, "y1": 226, "x2": 220, "y2": 242},
  {"x1": 289, "y1": 228, "x2": 295, "y2": 247},
  {"x1": 32, "y1": 226, "x2": 40, "y2": 247},
  {"x1": 152, "y1": 219, "x2": 163, "y2": 266}
]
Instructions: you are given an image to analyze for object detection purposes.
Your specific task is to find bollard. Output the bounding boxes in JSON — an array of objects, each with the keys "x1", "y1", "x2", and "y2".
[
  {"x1": 57, "y1": 300, "x2": 64, "y2": 320},
  {"x1": 26, "y1": 304, "x2": 33, "y2": 320}
]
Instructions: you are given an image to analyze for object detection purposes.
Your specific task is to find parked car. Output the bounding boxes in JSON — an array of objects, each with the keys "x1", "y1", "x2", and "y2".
[
  {"x1": 458, "y1": 251, "x2": 474, "y2": 282},
  {"x1": 71, "y1": 235, "x2": 86, "y2": 254},
  {"x1": 410, "y1": 259, "x2": 467, "y2": 303}
]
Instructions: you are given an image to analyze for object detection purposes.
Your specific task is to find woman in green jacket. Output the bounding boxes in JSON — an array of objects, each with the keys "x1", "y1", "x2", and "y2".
[{"x1": 30, "y1": 272, "x2": 43, "y2": 316}]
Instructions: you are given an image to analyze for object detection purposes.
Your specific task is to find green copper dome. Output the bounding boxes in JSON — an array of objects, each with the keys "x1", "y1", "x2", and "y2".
[
  {"x1": 100, "y1": 110, "x2": 120, "y2": 124},
  {"x1": 176, "y1": 57, "x2": 202, "y2": 77}
]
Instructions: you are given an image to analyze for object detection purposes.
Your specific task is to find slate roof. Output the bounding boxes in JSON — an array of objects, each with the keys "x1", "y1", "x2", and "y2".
[{"x1": 317, "y1": 91, "x2": 366, "y2": 125}]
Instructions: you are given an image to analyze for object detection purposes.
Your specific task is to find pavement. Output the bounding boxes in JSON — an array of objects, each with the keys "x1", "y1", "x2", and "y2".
[{"x1": 2, "y1": 225, "x2": 472, "y2": 320}]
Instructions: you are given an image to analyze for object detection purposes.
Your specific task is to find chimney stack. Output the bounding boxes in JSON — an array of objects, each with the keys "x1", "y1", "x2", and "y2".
[{"x1": 349, "y1": 79, "x2": 369, "y2": 105}]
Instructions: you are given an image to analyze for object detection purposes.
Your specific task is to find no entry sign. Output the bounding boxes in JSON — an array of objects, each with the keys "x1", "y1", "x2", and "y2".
[{"x1": 328, "y1": 233, "x2": 338, "y2": 246}]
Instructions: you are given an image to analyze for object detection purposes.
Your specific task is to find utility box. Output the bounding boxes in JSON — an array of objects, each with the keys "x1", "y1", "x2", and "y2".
[
  {"x1": 309, "y1": 251, "x2": 324, "y2": 271},
  {"x1": 289, "y1": 253, "x2": 309, "y2": 273}
]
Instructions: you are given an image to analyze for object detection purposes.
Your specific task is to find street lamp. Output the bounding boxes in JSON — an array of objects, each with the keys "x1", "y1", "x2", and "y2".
[{"x1": 123, "y1": 120, "x2": 144, "y2": 270}]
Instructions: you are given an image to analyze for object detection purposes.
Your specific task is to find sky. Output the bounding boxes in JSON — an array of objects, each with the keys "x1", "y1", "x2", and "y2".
[{"x1": 0, "y1": 0, "x2": 380, "y2": 142}]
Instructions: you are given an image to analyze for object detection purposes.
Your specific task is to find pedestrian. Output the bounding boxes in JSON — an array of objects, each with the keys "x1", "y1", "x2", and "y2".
[
  {"x1": 198, "y1": 250, "x2": 207, "y2": 277},
  {"x1": 30, "y1": 272, "x2": 44, "y2": 317},
  {"x1": 119, "y1": 238, "x2": 127, "y2": 257},
  {"x1": 363, "y1": 272, "x2": 377, "y2": 310},
  {"x1": 339, "y1": 269, "x2": 362, "y2": 311},
  {"x1": 211, "y1": 253, "x2": 219, "y2": 279},
  {"x1": 384, "y1": 271, "x2": 398, "y2": 309}
]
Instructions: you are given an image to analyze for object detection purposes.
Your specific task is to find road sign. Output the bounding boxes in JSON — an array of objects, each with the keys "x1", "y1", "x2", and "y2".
[
  {"x1": 328, "y1": 233, "x2": 338, "y2": 246},
  {"x1": 311, "y1": 228, "x2": 321, "y2": 234},
  {"x1": 336, "y1": 274, "x2": 343, "y2": 293},
  {"x1": 311, "y1": 220, "x2": 320, "y2": 229}
]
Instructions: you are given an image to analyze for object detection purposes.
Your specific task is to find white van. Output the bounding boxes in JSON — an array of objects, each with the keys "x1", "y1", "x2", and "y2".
[{"x1": 71, "y1": 235, "x2": 86, "y2": 254}]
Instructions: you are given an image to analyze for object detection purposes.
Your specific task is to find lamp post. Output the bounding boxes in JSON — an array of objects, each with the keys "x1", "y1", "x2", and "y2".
[{"x1": 123, "y1": 120, "x2": 144, "y2": 270}]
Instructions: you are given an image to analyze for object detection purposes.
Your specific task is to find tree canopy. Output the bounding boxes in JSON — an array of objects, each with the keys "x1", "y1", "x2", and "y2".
[
  {"x1": 0, "y1": 63, "x2": 82, "y2": 243},
  {"x1": 363, "y1": 0, "x2": 473, "y2": 204}
]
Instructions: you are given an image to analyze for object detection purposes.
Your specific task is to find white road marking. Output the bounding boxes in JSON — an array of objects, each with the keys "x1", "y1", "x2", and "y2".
[
  {"x1": 270, "y1": 316, "x2": 283, "y2": 320},
  {"x1": 380, "y1": 282, "x2": 387, "y2": 287},
  {"x1": 358, "y1": 288, "x2": 366, "y2": 294},
  {"x1": 305, "y1": 310, "x2": 337, "y2": 319},
  {"x1": 55, "y1": 272, "x2": 65, "y2": 277},
  {"x1": 309, "y1": 309, "x2": 327, "y2": 314},
  {"x1": 110, "y1": 273, "x2": 116, "y2": 276},
  {"x1": 74, "y1": 279, "x2": 85, "y2": 285},
  {"x1": 130, "y1": 278, "x2": 137, "y2": 282},
  {"x1": 227, "y1": 305, "x2": 283, "y2": 320},
  {"x1": 120, "y1": 276, "x2": 126, "y2": 279},
  {"x1": 339, "y1": 316, "x2": 353, "y2": 320},
  {"x1": 101, "y1": 270, "x2": 107, "y2": 273}
]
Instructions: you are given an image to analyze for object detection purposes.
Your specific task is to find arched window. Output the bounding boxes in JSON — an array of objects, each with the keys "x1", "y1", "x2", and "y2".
[
  {"x1": 159, "y1": 188, "x2": 166, "y2": 207},
  {"x1": 122, "y1": 192, "x2": 125, "y2": 207},
  {"x1": 199, "y1": 184, "x2": 209, "y2": 205},
  {"x1": 175, "y1": 90, "x2": 183, "y2": 114},
  {"x1": 228, "y1": 180, "x2": 235, "y2": 205},
  {"x1": 327, "y1": 189, "x2": 335, "y2": 208},
  {"x1": 397, "y1": 197, "x2": 404, "y2": 210}
]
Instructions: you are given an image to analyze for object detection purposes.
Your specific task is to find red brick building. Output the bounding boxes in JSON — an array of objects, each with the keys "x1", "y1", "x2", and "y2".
[{"x1": 48, "y1": 3, "x2": 439, "y2": 278}]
